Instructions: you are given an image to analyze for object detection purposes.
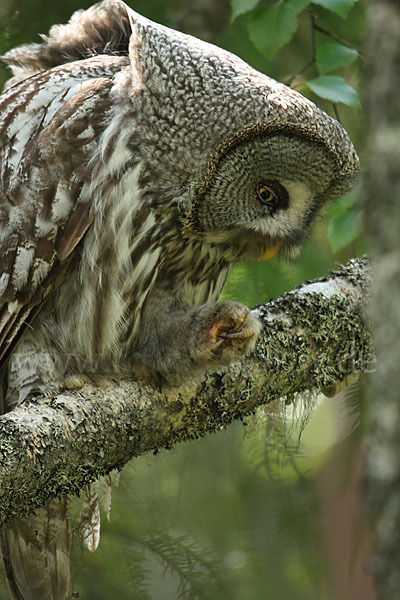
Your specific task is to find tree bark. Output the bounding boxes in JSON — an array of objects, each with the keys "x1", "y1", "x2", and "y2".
[
  {"x1": 364, "y1": 1, "x2": 400, "y2": 597},
  {"x1": 0, "y1": 258, "x2": 372, "y2": 526}
]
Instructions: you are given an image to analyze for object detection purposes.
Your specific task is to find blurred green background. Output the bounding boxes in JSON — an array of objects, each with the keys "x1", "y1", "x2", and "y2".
[{"x1": 0, "y1": 1, "x2": 366, "y2": 598}]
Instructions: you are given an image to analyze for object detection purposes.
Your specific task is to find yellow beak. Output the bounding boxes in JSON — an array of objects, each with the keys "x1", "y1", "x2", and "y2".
[{"x1": 259, "y1": 240, "x2": 282, "y2": 262}]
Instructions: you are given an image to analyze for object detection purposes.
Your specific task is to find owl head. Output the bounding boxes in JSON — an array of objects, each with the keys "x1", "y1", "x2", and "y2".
[
  {"x1": 123, "y1": 2, "x2": 360, "y2": 263},
  {"x1": 182, "y1": 121, "x2": 359, "y2": 263}
]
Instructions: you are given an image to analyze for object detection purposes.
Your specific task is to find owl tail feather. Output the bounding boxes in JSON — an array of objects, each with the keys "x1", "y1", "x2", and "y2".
[{"x1": 1, "y1": 497, "x2": 70, "y2": 600}]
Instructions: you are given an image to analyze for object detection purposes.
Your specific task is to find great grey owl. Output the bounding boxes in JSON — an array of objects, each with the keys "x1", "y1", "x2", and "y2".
[{"x1": 0, "y1": 1, "x2": 359, "y2": 598}]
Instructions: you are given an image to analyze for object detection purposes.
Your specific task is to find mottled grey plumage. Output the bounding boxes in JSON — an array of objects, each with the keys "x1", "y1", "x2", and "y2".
[{"x1": 0, "y1": 1, "x2": 359, "y2": 598}]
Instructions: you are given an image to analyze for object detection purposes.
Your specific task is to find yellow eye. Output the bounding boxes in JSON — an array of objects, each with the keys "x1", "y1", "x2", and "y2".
[{"x1": 256, "y1": 184, "x2": 276, "y2": 204}]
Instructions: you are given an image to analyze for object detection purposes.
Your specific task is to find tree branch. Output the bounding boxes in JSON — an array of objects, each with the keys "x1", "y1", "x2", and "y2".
[{"x1": 0, "y1": 257, "x2": 372, "y2": 526}]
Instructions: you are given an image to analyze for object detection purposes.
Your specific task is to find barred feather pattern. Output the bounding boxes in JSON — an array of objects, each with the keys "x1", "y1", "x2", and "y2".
[
  {"x1": 0, "y1": 16, "x2": 233, "y2": 401},
  {"x1": 0, "y1": 55, "x2": 127, "y2": 376}
]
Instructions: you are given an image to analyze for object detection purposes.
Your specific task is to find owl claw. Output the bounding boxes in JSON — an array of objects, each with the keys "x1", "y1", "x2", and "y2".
[
  {"x1": 217, "y1": 330, "x2": 255, "y2": 340},
  {"x1": 199, "y1": 300, "x2": 261, "y2": 366}
]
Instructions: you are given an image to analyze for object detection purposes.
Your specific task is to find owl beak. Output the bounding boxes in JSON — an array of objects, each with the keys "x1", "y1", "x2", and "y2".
[{"x1": 259, "y1": 240, "x2": 283, "y2": 261}]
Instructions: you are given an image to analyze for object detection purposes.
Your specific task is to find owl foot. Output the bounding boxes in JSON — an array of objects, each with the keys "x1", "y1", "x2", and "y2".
[
  {"x1": 132, "y1": 301, "x2": 261, "y2": 388},
  {"x1": 194, "y1": 300, "x2": 261, "y2": 366}
]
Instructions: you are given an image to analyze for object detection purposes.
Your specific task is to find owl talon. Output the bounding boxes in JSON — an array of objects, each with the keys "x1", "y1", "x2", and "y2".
[
  {"x1": 196, "y1": 300, "x2": 261, "y2": 367},
  {"x1": 217, "y1": 330, "x2": 254, "y2": 340}
]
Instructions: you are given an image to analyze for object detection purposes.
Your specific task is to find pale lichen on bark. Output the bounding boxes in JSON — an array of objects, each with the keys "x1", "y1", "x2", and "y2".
[{"x1": 0, "y1": 257, "x2": 373, "y2": 525}]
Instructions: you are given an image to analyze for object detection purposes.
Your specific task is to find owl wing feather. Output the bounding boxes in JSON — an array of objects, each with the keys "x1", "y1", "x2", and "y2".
[
  {"x1": 1, "y1": 498, "x2": 70, "y2": 600},
  {"x1": 0, "y1": 56, "x2": 128, "y2": 366}
]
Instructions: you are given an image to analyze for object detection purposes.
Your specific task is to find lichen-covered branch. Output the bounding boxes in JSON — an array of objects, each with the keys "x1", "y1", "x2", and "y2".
[{"x1": 0, "y1": 257, "x2": 372, "y2": 526}]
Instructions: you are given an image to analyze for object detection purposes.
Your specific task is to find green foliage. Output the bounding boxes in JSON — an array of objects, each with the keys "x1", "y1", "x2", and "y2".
[
  {"x1": 230, "y1": 0, "x2": 259, "y2": 22},
  {"x1": 306, "y1": 75, "x2": 360, "y2": 107},
  {"x1": 230, "y1": 0, "x2": 359, "y2": 23},
  {"x1": 247, "y1": 0, "x2": 310, "y2": 59},
  {"x1": 328, "y1": 210, "x2": 363, "y2": 253},
  {"x1": 316, "y1": 42, "x2": 358, "y2": 73},
  {"x1": 129, "y1": 533, "x2": 233, "y2": 599},
  {"x1": 328, "y1": 194, "x2": 363, "y2": 253},
  {"x1": 311, "y1": 0, "x2": 358, "y2": 18},
  {"x1": 230, "y1": 0, "x2": 362, "y2": 107}
]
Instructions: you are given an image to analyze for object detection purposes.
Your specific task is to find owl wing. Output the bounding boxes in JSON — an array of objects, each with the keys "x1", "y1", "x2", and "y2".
[{"x1": 0, "y1": 56, "x2": 128, "y2": 365}]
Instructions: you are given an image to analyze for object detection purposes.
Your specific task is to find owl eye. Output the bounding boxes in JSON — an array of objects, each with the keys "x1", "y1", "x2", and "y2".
[
  {"x1": 255, "y1": 181, "x2": 289, "y2": 216},
  {"x1": 256, "y1": 185, "x2": 277, "y2": 205}
]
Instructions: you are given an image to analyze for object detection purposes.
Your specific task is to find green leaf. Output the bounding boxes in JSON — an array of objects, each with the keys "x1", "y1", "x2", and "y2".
[
  {"x1": 247, "y1": 2, "x2": 299, "y2": 60},
  {"x1": 328, "y1": 193, "x2": 356, "y2": 217},
  {"x1": 316, "y1": 43, "x2": 358, "y2": 74},
  {"x1": 328, "y1": 210, "x2": 363, "y2": 253},
  {"x1": 311, "y1": 0, "x2": 357, "y2": 18},
  {"x1": 231, "y1": 0, "x2": 260, "y2": 21},
  {"x1": 289, "y1": 0, "x2": 312, "y2": 14},
  {"x1": 306, "y1": 75, "x2": 361, "y2": 107}
]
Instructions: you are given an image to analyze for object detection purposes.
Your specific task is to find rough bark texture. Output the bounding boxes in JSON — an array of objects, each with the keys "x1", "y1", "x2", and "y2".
[
  {"x1": 0, "y1": 258, "x2": 372, "y2": 526},
  {"x1": 364, "y1": 1, "x2": 400, "y2": 597}
]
